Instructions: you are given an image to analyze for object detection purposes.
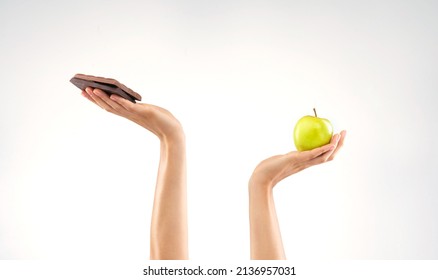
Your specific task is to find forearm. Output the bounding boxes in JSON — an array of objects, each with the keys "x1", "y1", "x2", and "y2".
[
  {"x1": 249, "y1": 180, "x2": 285, "y2": 260},
  {"x1": 150, "y1": 134, "x2": 188, "y2": 260}
]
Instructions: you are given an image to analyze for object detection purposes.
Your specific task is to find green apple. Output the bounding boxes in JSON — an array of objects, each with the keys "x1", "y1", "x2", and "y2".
[{"x1": 294, "y1": 108, "x2": 333, "y2": 151}]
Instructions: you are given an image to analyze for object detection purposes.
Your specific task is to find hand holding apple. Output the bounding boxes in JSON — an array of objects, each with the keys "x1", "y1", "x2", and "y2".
[
  {"x1": 248, "y1": 114, "x2": 346, "y2": 261},
  {"x1": 250, "y1": 131, "x2": 345, "y2": 188},
  {"x1": 294, "y1": 108, "x2": 333, "y2": 151}
]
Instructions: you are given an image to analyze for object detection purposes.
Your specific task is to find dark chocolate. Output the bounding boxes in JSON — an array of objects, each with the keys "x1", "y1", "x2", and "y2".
[{"x1": 70, "y1": 74, "x2": 142, "y2": 103}]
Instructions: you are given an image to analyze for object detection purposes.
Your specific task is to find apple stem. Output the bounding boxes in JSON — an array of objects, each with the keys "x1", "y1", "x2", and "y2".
[{"x1": 313, "y1": 108, "x2": 317, "y2": 118}]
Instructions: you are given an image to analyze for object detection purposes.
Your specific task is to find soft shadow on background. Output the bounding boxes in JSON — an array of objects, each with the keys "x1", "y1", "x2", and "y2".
[{"x1": 1, "y1": 0, "x2": 437, "y2": 260}]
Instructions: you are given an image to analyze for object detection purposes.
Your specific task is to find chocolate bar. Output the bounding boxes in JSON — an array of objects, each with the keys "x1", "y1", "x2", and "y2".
[{"x1": 70, "y1": 74, "x2": 142, "y2": 103}]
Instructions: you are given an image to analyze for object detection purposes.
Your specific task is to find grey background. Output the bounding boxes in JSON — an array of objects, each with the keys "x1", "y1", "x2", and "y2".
[{"x1": 1, "y1": 0, "x2": 437, "y2": 260}]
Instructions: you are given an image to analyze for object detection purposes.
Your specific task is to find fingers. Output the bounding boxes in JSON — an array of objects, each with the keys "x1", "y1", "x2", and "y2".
[
  {"x1": 324, "y1": 133, "x2": 341, "y2": 160},
  {"x1": 109, "y1": 93, "x2": 136, "y2": 111},
  {"x1": 81, "y1": 87, "x2": 135, "y2": 114},
  {"x1": 86, "y1": 88, "x2": 113, "y2": 111},
  {"x1": 304, "y1": 132, "x2": 344, "y2": 167},
  {"x1": 81, "y1": 89, "x2": 96, "y2": 104},
  {"x1": 299, "y1": 142, "x2": 336, "y2": 161},
  {"x1": 93, "y1": 88, "x2": 125, "y2": 111},
  {"x1": 86, "y1": 88, "x2": 130, "y2": 114},
  {"x1": 328, "y1": 130, "x2": 346, "y2": 161}
]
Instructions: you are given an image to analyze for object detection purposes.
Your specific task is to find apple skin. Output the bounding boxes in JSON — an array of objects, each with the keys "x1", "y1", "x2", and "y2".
[{"x1": 294, "y1": 111, "x2": 333, "y2": 151}]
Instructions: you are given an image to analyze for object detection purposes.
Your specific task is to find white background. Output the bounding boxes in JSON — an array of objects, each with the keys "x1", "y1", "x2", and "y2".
[{"x1": 1, "y1": 0, "x2": 437, "y2": 261}]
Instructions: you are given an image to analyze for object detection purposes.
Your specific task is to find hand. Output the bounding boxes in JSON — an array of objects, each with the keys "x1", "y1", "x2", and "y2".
[
  {"x1": 250, "y1": 130, "x2": 346, "y2": 189},
  {"x1": 82, "y1": 87, "x2": 184, "y2": 142}
]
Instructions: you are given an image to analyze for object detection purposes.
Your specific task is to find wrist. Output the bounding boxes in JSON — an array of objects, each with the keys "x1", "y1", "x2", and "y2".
[
  {"x1": 249, "y1": 175, "x2": 276, "y2": 194},
  {"x1": 161, "y1": 128, "x2": 185, "y2": 147},
  {"x1": 160, "y1": 128, "x2": 186, "y2": 159}
]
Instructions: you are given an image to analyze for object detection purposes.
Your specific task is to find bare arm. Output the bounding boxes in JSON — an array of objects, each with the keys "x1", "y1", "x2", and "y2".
[
  {"x1": 249, "y1": 131, "x2": 346, "y2": 260},
  {"x1": 150, "y1": 134, "x2": 188, "y2": 259},
  {"x1": 82, "y1": 88, "x2": 188, "y2": 260}
]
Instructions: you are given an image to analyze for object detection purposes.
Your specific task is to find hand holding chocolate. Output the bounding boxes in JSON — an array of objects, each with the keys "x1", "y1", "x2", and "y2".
[{"x1": 70, "y1": 73, "x2": 142, "y2": 103}]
